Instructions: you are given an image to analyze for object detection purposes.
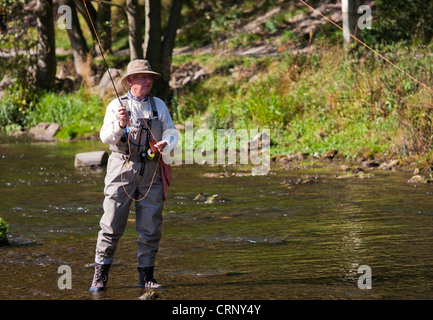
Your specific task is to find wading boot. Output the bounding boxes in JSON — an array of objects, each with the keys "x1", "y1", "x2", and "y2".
[
  {"x1": 138, "y1": 266, "x2": 162, "y2": 289},
  {"x1": 89, "y1": 264, "x2": 111, "y2": 292}
]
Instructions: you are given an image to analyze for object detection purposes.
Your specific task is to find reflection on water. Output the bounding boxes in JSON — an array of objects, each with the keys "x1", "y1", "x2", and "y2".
[{"x1": 1, "y1": 135, "x2": 433, "y2": 300}]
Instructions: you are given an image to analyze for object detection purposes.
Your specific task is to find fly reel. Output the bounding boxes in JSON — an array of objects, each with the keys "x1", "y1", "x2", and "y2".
[{"x1": 146, "y1": 148, "x2": 155, "y2": 160}]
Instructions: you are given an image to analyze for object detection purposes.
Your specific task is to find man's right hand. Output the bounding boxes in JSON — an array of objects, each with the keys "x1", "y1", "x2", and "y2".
[{"x1": 118, "y1": 105, "x2": 130, "y2": 128}]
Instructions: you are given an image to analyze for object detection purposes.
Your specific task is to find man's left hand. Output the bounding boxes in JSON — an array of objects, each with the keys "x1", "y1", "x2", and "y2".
[{"x1": 151, "y1": 140, "x2": 168, "y2": 153}]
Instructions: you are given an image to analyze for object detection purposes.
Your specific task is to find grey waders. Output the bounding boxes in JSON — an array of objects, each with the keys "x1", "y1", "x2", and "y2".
[
  {"x1": 91, "y1": 95, "x2": 165, "y2": 291},
  {"x1": 138, "y1": 266, "x2": 162, "y2": 289}
]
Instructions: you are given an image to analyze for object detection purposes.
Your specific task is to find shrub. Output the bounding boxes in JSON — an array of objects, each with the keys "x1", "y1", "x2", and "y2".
[
  {"x1": 26, "y1": 87, "x2": 105, "y2": 140},
  {"x1": 0, "y1": 0, "x2": 39, "y2": 132},
  {"x1": 0, "y1": 217, "x2": 9, "y2": 246}
]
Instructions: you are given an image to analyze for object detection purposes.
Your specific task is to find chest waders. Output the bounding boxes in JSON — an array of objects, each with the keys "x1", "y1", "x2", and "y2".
[{"x1": 94, "y1": 95, "x2": 165, "y2": 274}]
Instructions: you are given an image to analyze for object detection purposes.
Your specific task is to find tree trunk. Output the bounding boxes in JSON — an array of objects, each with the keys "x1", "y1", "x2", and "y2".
[
  {"x1": 35, "y1": 0, "x2": 56, "y2": 90},
  {"x1": 0, "y1": 12, "x2": 6, "y2": 33},
  {"x1": 160, "y1": 0, "x2": 183, "y2": 100},
  {"x1": 96, "y1": 0, "x2": 112, "y2": 53},
  {"x1": 59, "y1": 0, "x2": 89, "y2": 77},
  {"x1": 144, "y1": 0, "x2": 162, "y2": 73},
  {"x1": 126, "y1": 0, "x2": 143, "y2": 60},
  {"x1": 143, "y1": 0, "x2": 183, "y2": 103},
  {"x1": 74, "y1": 0, "x2": 97, "y2": 43}
]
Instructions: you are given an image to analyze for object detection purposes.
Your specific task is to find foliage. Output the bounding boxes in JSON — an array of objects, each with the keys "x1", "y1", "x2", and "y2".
[
  {"x1": 365, "y1": 0, "x2": 433, "y2": 44},
  {"x1": 26, "y1": 87, "x2": 105, "y2": 140},
  {"x1": 0, "y1": 217, "x2": 9, "y2": 246},
  {"x1": 176, "y1": 0, "x2": 280, "y2": 48},
  {"x1": 169, "y1": 1, "x2": 433, "y2": 160},
  {"x1": 0, "y1": 84, "x2": 40, "y2": 132},
  {"x1": 172, "y1": 38, "x2": 433, "y2": 159},
  {"x1": 0, "y1": 0, "x2": 39, "y2": 131}
]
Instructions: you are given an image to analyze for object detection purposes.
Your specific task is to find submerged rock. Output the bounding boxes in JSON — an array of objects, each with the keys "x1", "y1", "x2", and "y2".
[
  {"x1": 139, "y1": 290, "x2": 158, "y2": 300},
  {"x1": 335, "y1": 167, "x2": 372, "y2": 179},
  {"x1": 336, "y1": 172, "x2": 372, "y2": 179},
  {"x1": 280, "y1": 175, "x2": 319, "y2": 188},
  {"x1": 205, "y1": 194, "x2": 226, "y2": 204},
  {"x1": 294, "y1": 175, "x2": 318, "y2": 185},
  {"x1": 193, "y1": 193, "x2": 228, "y2": 204},
  {"x1": 203, "y1": 170, "x2": 252, "y2": 178},
  {"x1": 407, "y1": 175, "x2": 427, "y2": 184},
  {"x1": 193, "y1": 193, "x2": 207, "y2": 201},
  {"x1": 203, "y1": 172, "x2": 231, "y2": 178}
]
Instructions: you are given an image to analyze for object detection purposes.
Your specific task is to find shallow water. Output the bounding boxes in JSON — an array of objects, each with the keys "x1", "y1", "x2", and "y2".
[{"x1": 1, "y1": 135, "x2": 433, "y2": 300}]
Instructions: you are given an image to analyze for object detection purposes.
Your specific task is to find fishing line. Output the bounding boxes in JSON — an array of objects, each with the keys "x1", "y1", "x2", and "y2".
[{"x1": 120, "y1": 152, "x2": 162, "y2": 202}]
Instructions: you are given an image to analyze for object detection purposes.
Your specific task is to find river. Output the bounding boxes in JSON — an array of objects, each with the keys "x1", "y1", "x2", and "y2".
[{"x1": 1, "y1": 135, "x2": 433, "y2": 300}]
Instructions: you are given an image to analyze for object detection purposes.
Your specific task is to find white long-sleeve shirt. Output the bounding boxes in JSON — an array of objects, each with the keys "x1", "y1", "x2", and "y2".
[{"x1": 100, "y1": 93, "x2": 179, "y2": 156}]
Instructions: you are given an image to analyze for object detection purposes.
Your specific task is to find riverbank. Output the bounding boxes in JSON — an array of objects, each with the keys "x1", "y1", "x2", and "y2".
[{"x1": 4, "y1": 128, "x2": 431, "y2": 188}]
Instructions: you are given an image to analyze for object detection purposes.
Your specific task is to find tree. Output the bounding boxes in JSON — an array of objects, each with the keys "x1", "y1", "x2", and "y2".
[
  {"x1": 126, "y1": 0, "x2": 143, "y2": 61},
  {"x1": 58, "y1": 0, "x2": 89, "y2": 77},
  {"x1": 35, "y1": 0, "x2": 56, "y2": 90},
  {"x1": 74, "y1": 0, "x2": 97, "y2": 43},
  {"x1": 96, "y1": 0, "x2": 112, "y2": 53},
  {"x1": 74, "y1": 0, "x2": 111, "y2": 51},
  {"x1": 65, "y1": 0, "x2": 116, "y2": 76},
  {"x1": 143, "y1": 0, "x2": 183, "y2": 103},
  {"x1": 372, "y1": 0, "x2": 433, "y2": 43}
]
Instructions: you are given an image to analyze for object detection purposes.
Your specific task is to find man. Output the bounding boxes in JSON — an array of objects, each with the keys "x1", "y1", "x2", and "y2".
[{"x1": 90, "y1": 59, "x2": 178, "y2": 292}]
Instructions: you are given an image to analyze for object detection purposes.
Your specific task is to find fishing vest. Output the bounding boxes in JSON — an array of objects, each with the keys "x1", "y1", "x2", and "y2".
[{"x1": 110, "y1": 94, "x2": 163, "y2": 157}]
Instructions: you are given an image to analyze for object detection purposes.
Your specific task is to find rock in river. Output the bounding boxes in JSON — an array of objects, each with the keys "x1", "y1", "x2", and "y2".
[
  {"x1": 205, "y1": 194, "x2": 226, "y2": 204},
  {"x1": 74, "y1": 151, "x2": 108, "y2": 168},
  {"x1": 29, "y1": 122, "x2": 60, "y2": 141},
  {"x1": 407, "y1": 175, "x2": 427, "y2": 184},
  {"x1": 193, "y1": 193, "x2": 228, "y2": 204}
]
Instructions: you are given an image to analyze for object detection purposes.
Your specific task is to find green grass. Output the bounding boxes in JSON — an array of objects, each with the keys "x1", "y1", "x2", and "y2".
[{"x1": 26, "y1": 87, "x2": 105, "y2": 140}]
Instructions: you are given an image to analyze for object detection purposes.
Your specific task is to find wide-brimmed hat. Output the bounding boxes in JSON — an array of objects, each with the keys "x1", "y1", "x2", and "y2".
[{"x1": 121, "y1": 59, "x2": 161, "y2": 88}]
